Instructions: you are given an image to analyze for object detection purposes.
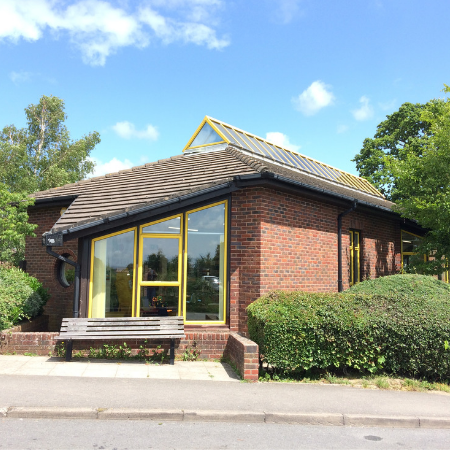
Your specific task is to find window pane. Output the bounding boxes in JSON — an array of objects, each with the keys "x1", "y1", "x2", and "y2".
[
  {"x1": 139, "y1": 286, "x2": 179, "y2": 316},
  {"x1": 142, "y1": 238, "x2": 179, "y2": 282},
  {"x1": 142, "y1": 217, "x2": 180, "y2": 234},
  {"x1": 402, "y1": 231, "x2": 421, "y2": 253},
  {"x1": 91, "y1": 230, "x2": 135, "y2": 318},
  {"x1": 190, "y1": 123, "x2": 223, "y2": 147},
  {"x1": 186, "y1": 203, "x2": 225, "y2": 322},
  {"x1": 353, "y1": 248, "x2": 359, "y2": 283}
]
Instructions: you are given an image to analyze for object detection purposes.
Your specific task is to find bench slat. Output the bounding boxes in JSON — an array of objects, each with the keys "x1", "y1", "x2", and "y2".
[
  {"x1": 59, "y1": 329, "x2": 185, "y2": 335},
  {"x1": 61, "y1": 317, "x2": 183, "y2": 323},
  {"x1": 61, "y1": 324, "x2": 183, "y2": 331},
  {"x1": 56, "y1": 334, "x2": 185, "y2": 340}
]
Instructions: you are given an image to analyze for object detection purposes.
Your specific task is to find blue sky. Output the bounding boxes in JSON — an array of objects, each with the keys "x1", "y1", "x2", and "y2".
[{"x1": 1, "y1": 0, "x2": 449, "y2": 178}]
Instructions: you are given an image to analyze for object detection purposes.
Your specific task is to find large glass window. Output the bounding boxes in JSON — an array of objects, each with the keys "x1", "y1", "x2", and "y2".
[
  {"x1": 401, "y1": 230, "x2": 424, "y2": 271},
  {"x1": 185, "y1": 202, "x2": 226, "y2": 323},
  {"x1": 89, "y1": 203, "x2": 228, "y2": 324},
  {"x1": 90, "y1": 228, "x2": 136, "y2": 318},
  {"x1": 139, "y1": 216, "x2": 182, "y2": 317},
  {"x1": 349, "y1": 230, "x2": 360, "y2": 286}
]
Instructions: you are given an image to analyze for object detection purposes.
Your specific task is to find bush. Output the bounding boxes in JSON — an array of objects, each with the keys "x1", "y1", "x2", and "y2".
[
  {"x1": 247, "y1": 275, "x2": 450, "y2": 381},
  {"x1": 348, "y1": 273, "x2": 450, "y2": 301},
  {"x1": 0, "y1": 264, "x2": 50, "y2": 331}
]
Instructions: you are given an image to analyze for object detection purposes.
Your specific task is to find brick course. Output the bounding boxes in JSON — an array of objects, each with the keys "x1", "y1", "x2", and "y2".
[
  {"x1": 25, "y1": 206, "x2": 78, "y2": 331},
  {"x1": 24, "y1": 186, "x2": 400, "y2": 360},
  {"x1": 229, "y1": 187, "x2": 400, "y2": 335}
]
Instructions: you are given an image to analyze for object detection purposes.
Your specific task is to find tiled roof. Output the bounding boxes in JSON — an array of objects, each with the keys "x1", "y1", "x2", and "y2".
[
  {"x1": 184, "y1": 116, "x2": 383, "y2": 197},
  {"x1": 32, "y1": 147, "x2": 394, "y2": 233}
]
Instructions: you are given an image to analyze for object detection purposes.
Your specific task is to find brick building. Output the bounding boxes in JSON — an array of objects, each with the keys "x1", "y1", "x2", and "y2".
[{"x1": 25, "y1": 117, "x2": 423, "y2": 349}]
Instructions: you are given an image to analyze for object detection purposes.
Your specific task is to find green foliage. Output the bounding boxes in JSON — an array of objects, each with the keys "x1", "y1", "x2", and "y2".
[
  {"x1": 0, "y1": 265, "x2": 49, "y2": 330},
  {"x1": 0, "y1": 95, "x2": 100, "y2": 194},
  {"x1": 348, "y1": 273, "x2": 450, "y2": 300},
  {"x1": 0, "y1": 185, "x2": 36, "y2": 264},
  {"x1": 353, "y1": 99, "x2": 445, "y2": 201},
  {"x1": 248, "y1": 276, "x2": 450, "y2": 381},
  {"x1": 182, "y1": 342, "x2": 200, "y2": 361},
  {"x1": 386, "y1": 86, "x2": 450, "y2": 273}
]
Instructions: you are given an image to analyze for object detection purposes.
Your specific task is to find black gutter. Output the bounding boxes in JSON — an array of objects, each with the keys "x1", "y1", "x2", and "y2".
[
  {"x1": 45, "y1": 247, "x2": 80, "y2": 318},
  {"x1": 45, "y1": 171, "x2": 398, "y2": 241},
  {"x1": 51, "y1": 182, "x2": 237, "y2": 240},
  {"x1": 337, "y1": 201, "x2": 357, "y2": 292},
  {"x1": 32, "y1": 195, "x2": 78, "y2": 208}
]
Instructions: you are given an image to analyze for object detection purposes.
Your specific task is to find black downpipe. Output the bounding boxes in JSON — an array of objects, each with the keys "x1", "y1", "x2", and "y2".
[
  {"x1": 337, "y1": 201, "x2": 357, "y2": 292},
  {"x1": 46, "y1": 247, "x2": 80, "y2": 318}
]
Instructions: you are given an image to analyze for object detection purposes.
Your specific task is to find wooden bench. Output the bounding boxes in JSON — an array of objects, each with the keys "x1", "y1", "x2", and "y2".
[{"x1": 56, "y1": 316, "x2": 185, "y2": 364}]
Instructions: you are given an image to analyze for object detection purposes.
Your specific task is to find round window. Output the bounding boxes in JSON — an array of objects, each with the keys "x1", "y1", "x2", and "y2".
[{"x1": 57, "y1": 254, "x2": 76, "y2": 288}]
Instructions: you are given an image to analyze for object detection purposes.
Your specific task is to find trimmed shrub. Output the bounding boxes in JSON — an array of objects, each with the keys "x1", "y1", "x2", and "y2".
[
  {"x1": 348, "y1": 273, "x2": 450, "y2": 301},
  {"x1": 247, "y1": 276, "x2": 450, "y2": 380},
  {"x1": 0, "y1": 264, "x2": 50, "y2": 331}
]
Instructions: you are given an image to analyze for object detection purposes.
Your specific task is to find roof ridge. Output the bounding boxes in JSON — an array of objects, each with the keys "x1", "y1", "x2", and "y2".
[{"x1": 226, "y1": 146, "x2": 269, "y2": 173}]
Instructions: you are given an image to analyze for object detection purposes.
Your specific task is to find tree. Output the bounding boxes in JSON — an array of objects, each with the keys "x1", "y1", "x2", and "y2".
[
  {"x1": 0, "y1": 184, "x2": 36, "y2": 265},
  {"x1": 0, "y1": 95, "x2": 100, "y2": 194},
  {"x1": 386, "y1": 86, "x2": 450, "y2": 274},
  {"x1": 0, "y1": 95, "x2": 100, "y2": 265},
  {"x1": 353, "y1": 99, "x2": 446, "y2": 201}
]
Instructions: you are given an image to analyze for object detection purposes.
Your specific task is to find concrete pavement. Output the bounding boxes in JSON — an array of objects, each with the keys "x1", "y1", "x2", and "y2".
[
  {"x1": 0, "y1": 355, "x2": 239, "y2": 381},
  {"x1": 1, "y1": 355, "x2": 450, "y2": 428}
]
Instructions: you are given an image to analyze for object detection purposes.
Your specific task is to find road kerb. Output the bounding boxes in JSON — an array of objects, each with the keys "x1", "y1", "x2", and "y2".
[
  {"x1": 7, "y1": 406, "x2": 98, "y2": 420},
  {"x1": 344, "y1": 414, "x2": 420, "y2": 428},
  {"x1": 265, "y1": 412, "x2": 344, "y2": 426},
  {"x1": 419, "y1": 417, "x2": 450, "y2": 429},
  {"x1": 183, "y1": 410, "x2": 265, "y2": 423},
  {"x1": 98, "y1": 408, "x2": 184, "y2": 421}
]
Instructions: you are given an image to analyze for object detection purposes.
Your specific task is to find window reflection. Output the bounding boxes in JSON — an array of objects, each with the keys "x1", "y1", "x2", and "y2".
[
  {"x1": 91, "y1": 230, "x2": 135, "y2": 318},
  {"x1": 142, "y1": 216, "x2": 181, "y2": 234},
  {"x1": 142, "y1": 238, "x2": 179, "y2": 282},
  {"x1": 140, "y1": 286, "x2": 179, "y2": 316},
  {"x1": 186, "y1": 203, "x2": 225, "y2": 322}
]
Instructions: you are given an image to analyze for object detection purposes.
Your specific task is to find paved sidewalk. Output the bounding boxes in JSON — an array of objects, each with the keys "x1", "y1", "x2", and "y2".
[
  {"x1": 1, "y1": 355, "x2": 450, "y2": 429},
  {"x1": 0, "y1": 355, "x2": 239, "y2": 381}
]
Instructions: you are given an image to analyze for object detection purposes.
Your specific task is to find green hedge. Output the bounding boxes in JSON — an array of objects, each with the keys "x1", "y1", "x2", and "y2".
[
  {"x1": 0, "y1": 265, "x2": 50, "y2": 331},
  {"x1": 247, "y1": 275, "x2": 450, "y2": 380}
]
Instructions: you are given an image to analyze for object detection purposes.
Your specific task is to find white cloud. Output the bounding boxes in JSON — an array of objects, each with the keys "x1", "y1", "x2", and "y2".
[
  {"x1": 112, "y1": 121, "x2": 159, "y2": 141},
  {"x1": 9, "y1": 70, "x2": 33, "y2": 84},
  {"x1": 352, "y1": 96, "x2": 374, "y2": 121},
  {"x1": 139, "y1": 6, "x2": 228, "y2": 50},
  {"x1": 292, "y1": 80, "x2": 335, "y2": 116},
  {"x1": 271, "y1": 0, "x2": 302, "y2": 24},
  {"x1": 265, "y1": 132, "x2": 300, "y2": 152},
  {"x1": 0, "y1": 0, "x2": 229, "y2": 66},
  {"x1": 88, "y1": 156, "x2": 134, "y2": 177}
]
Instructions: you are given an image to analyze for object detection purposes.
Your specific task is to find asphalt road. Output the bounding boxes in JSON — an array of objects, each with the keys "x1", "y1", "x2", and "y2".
[{"x1": 1, "y1": 418, "x2": 449, "y2": 449}]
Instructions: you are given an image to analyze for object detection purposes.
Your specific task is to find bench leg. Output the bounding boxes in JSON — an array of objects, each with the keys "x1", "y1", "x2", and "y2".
[
  {"x1": 170, "y1": 339, "x2": 175, "y2": 365},
  {"x1": 65, "y1": 339, "x2": 73, "y2": 362}
]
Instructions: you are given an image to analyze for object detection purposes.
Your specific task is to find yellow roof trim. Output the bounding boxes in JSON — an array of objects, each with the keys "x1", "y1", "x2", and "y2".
[{"x1": 183, "y1": 116, "x2": 384, "y2": 198}]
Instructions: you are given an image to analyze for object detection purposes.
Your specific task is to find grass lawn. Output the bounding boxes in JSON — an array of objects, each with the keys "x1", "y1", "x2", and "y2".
[{"x1": 259, "y1": 369, "x2": 450, "y2": 394}]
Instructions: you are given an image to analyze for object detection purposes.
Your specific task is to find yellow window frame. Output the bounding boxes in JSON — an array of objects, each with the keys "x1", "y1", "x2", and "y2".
[
  {"x1": 401, "y1": 230, "x2": 426, "y2": 272},
  {"x1": 137, "y1": 214, "x2": 183, "y2": 317},
  {"x1": 89, "y1": 226, "x2": 138, "y2": 318},
  {"x1": 184, "y1": 200, "x2": 228, "y2": 325},
  {"x1": 349, "y1": 230, "x2": 360, "y2": 286}
]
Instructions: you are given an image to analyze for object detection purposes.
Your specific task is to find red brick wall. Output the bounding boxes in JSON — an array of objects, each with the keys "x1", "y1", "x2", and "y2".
[
  {"x1": 223, "y1": 331, "x2": 259, "y2": 381},
  {"x1": 25, "y1": 206, "x2": 78, "y2": 331},
  {"x1": 26, "y1": 188, "x2": 401, "y2": 338},
  {"x1": 0, "y1": 332, "x2": 59, "y2": 356},
  {"x1": 344, "y1": 212, "x2": 401, "y2": 285},
  {"x1": 230, "y1": 187, "x2": 400, "y2": 335}
]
